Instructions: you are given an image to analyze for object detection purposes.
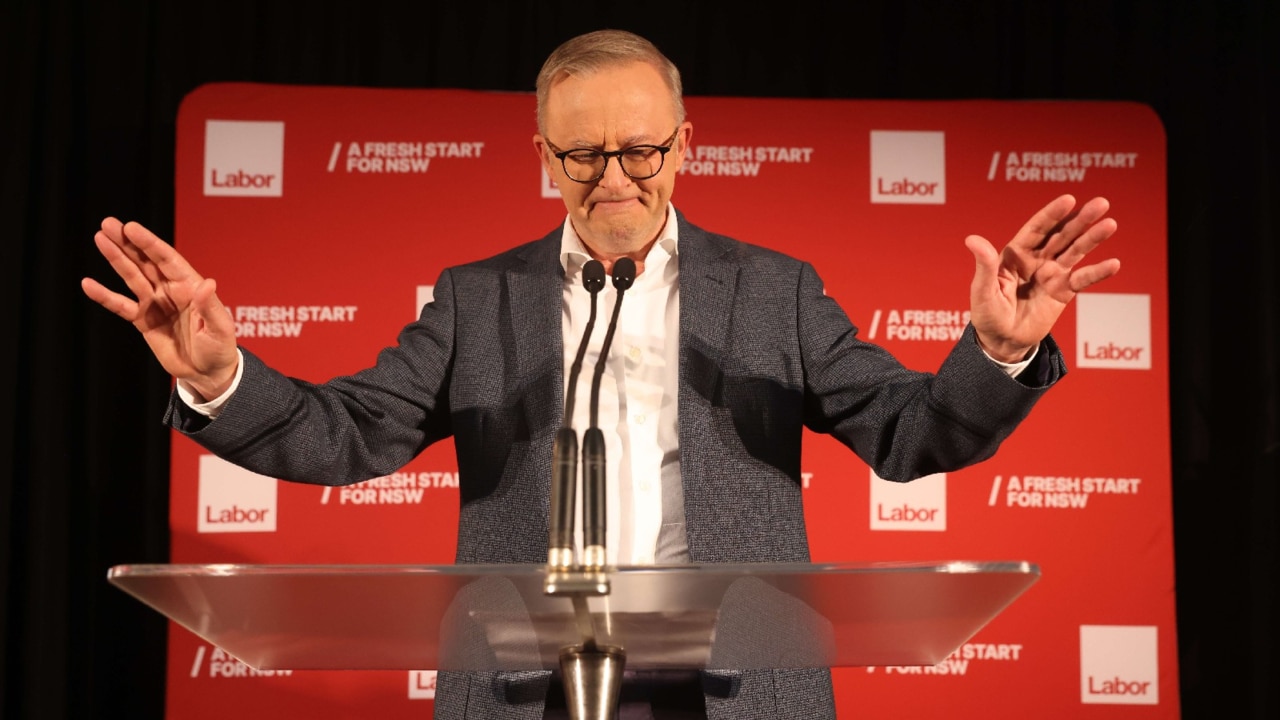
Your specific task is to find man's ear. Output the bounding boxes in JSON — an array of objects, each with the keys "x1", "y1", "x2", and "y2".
[
  {"x1": 533, "y1": 134, "x2": 557, "y2": 178},
  {"x1": 670, "y1": 121, "x2": 694, "y2": 172}
]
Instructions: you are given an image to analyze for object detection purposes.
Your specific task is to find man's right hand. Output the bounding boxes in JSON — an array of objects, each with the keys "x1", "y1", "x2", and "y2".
[{"x1": 81, "y1": 217, "x2": 239, "y2": 402}]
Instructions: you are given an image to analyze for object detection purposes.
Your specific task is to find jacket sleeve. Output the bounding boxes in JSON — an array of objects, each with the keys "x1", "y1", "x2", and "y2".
[
  {"x1": 163, "y1": 267, "x2": 460, "y2": 486},
  {"x1": 796, "y1": 261, "x2": 1065, "y2": 481}
]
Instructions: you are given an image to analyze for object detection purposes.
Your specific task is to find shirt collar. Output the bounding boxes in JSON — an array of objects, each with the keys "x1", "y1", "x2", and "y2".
[{"x1": 559, "y1": 204, "x2": 680, "y2": 277}]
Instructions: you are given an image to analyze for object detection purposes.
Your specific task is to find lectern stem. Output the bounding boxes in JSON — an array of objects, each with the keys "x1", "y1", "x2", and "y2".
[{"x1": 560, "y1": 645, "x2": 625, "y2": 720}]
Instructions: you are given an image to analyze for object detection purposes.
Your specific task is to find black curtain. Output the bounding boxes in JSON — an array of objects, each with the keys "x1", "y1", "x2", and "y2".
[{"x1": 2, "y1": 1, "x2": 1275, "y2": 718}]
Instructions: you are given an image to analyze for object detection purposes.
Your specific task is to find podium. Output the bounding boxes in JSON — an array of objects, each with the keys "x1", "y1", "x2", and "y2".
[{"x1": 110, "y1": 561, "x2": 1037, "y2": 715}]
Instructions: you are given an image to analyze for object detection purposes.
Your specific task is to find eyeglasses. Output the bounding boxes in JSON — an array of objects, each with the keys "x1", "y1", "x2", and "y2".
[{"x1": 546, "y1": 129, "x2": 680, "y2": 183}]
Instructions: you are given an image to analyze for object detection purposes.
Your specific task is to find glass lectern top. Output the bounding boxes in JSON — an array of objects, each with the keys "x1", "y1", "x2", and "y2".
[{"x1": 108, "y1": 561, "x2": 1038, "y2": 672}]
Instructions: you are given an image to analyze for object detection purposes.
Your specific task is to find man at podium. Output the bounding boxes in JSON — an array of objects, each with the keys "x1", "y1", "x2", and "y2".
[{"x1": 84, "y1": 28, "x2": 1118, "y2": 720}]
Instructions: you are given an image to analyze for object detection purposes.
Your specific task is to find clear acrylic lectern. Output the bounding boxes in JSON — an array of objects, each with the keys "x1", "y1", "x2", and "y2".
[{"x1": 109, "y1": 561, "x2": 1037, "y2": 716}]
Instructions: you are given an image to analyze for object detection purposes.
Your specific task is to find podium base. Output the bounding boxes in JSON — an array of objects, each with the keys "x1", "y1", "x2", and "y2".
[{"x1": 560, "y1": 645, "x2": 625, "y2": 720}]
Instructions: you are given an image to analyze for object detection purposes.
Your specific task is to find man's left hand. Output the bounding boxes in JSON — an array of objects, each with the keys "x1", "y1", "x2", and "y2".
[{"x1": 965, "y1": 194, "x2": 1121, "y2": 363}]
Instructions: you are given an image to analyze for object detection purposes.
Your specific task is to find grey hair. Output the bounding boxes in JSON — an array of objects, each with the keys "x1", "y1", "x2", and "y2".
[{"x1": 535, "y1": 29, "x2": 685, "y2": 134}]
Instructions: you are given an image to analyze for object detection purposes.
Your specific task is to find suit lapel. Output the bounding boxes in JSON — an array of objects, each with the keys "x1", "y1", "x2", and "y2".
[
  {"x1": 678, "y1": 215, "x2": 739, "y2": 394},
  {"x1": 676, "y1": 215, "x2": 740, "y2": 562},
  {"x1": 509, "y1": 229, "x2": 567, "y2": 426}
]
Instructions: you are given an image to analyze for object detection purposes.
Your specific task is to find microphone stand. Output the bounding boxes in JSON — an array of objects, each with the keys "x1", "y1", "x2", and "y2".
[
  {"x1": 544, "y1": 257, "x2": 636, "y2": 720},
  {"x1": 548, "y1": 259, "x2": 604, "y2": 577}
]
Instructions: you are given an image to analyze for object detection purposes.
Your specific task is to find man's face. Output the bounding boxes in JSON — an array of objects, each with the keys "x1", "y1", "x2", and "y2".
[{"x1": 534, "y1": 61, "x2": 692, "y2": 258}]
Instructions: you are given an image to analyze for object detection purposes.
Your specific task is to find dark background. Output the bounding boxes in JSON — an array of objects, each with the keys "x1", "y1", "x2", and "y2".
[{"x1": 2, "y1": 1, "x2": 1275, "y2": 718}]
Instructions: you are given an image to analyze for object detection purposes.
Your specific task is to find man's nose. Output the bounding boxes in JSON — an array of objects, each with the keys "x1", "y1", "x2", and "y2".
[{"x1": 596, "y1": 155, "x2": 632, "y2": 188}]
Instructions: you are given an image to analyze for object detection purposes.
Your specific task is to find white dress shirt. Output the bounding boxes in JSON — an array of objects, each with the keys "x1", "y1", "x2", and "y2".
[{"x1": 559, "y1": 204, "x2": 686, "y2": 566}]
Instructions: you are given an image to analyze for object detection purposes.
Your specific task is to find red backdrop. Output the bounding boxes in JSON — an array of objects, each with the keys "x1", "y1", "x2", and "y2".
[{"x1": 169, "y1": 83, "x2": 1174, "y2": 718}]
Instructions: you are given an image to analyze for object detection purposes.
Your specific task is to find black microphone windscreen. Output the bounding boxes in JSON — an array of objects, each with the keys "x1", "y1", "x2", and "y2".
[
  {"x1": 611, "y1": 257, "x2": 637, "y2": 291},
  {"x1": 582, "y1": 259, "x2": 606, "y2": 293}
]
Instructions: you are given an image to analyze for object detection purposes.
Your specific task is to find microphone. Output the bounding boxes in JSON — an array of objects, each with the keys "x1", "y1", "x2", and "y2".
[
  {"x1": 563, "y1": 260, "x2": 606, "y2": 424},
  {"x1": 582, "y1": 257, "x2": 636, "y2": 570},
  {"x1": 548, "y1": 259, "x2": 606, "y2": 570}
]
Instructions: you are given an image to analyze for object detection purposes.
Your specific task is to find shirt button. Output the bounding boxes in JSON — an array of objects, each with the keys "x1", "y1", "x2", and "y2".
[
  {"x1": 639, "y1": 482, "x2": 653, "y2": 493},
  {"x1": 628, "y1": 346, "x2": 641, "y2": 361},
  {"x1": 634, "y1": 414, "x2": 646, "y2": 425}
]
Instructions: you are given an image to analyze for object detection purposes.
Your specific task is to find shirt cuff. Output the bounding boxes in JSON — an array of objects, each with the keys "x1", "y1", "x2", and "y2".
[
  {"x1": 984, "y1": 344, "x2": 1038, "y2": 378},
  {"x1": 175, "y1": 349, "x2": 245, "y2": 419}
]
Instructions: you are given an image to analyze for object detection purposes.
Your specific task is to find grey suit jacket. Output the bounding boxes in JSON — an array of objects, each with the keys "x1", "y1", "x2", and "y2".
[{"x1": 171, "y1": 212, "x2": 1063, "y2": 718}]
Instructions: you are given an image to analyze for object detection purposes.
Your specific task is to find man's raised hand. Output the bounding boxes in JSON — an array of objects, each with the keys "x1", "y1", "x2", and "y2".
[
  {"x1": 965, "y1": 195, "x2": 1121, "y2": 363},
  {"x1": 81, "y1": 218, "x2": 239, "y2": 401}
]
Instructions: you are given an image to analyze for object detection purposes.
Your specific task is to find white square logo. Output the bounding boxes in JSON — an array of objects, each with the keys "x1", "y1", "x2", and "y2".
[
  {"x1": 1080, "y1": 625, "x2": 1159, "y2": 705},
  {"x1": 408, "y1": 670, "x2": 437, "y2": 699},
  {"x1": 1075, "y1": 293, "x2": 1152, "y2": 370},
  {"x1": 416, "y1": 285, "x2": 435, "y2": 320},
  {"x1": 197, "y1": 455, "x2": 278, "y2": 533},
  {"x1": 869, "y1": 471, "x2": 946, "y2": 531},
  {"x1": 203, "y1": 120, "x2": 285, "y2": 197},
  {"x1": 870, "y1": 130, "x2": 945, "y2": 204}
]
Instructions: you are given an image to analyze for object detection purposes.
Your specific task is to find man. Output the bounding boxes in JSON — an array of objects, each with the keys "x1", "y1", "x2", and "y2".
[{"x1": 83, "y1": 29, "x2": 1118, "y2": 720}]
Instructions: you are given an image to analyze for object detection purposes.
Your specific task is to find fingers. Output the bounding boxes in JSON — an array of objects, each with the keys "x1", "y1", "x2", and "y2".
[
  {"x1": 1009, "y1": 196, "x2": 1117, "y2": 272},
  {"x1": 80, "y1": 276, "x2": 140, "y2": 321},
  {"x1": 1052, "y1": 215, "x2": 1118, "y2": 270},
  {"x1": 1068, "y1": 258, "x2": 1122, "y2": 293},
  {"x1": 89, "y1": 216, "x2": 215, "y2": 321},
  {"x1": 1011, "y1": 194, "x2": 1078, "y2": 249},
  {"x1": 191, "y1": 277, "x2": 236, "y2": 339},
  {"x1": 99, "y1": 216, "x2": 126, "y2": 241},
  {"x1": 965, "y1": 234, "x2": 1001, "y2": 294},
  {"x1": 1013, "y1": 194, "x2": 1101, "y2": 246},
  {"x1": 92, "y1": 228, "x2": 160, "y2": 308},
  {"x1": 1039, "y1": 196, "x2": 1111, "y2": 259},
  {"x1": 97, "y1": 217, "x2": 156, "y2": 285},
  {"x1": 123, "y1": 219, "x2": 204, "y2": 285},
  {"x1": 99, "y1": 217, "x2": 203, "y2": 286},
  {"x1": 96, "y1": 217, "x2": 159, "y2": 290}
]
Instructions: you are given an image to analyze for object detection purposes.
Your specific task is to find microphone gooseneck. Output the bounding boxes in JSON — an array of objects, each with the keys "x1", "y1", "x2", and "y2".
[
  {"x1": 582, "y1": 257, "x2": 636, "y2": 566},
  {"x1": 588, "y1": 258, "x2": 635, "y2": 428},
  {"x1": 548, "y1": 259, "x2": 607, "y2": 569},
  {"x1": 563, "y1": 260, "x2": 606, "y2": 425}
]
